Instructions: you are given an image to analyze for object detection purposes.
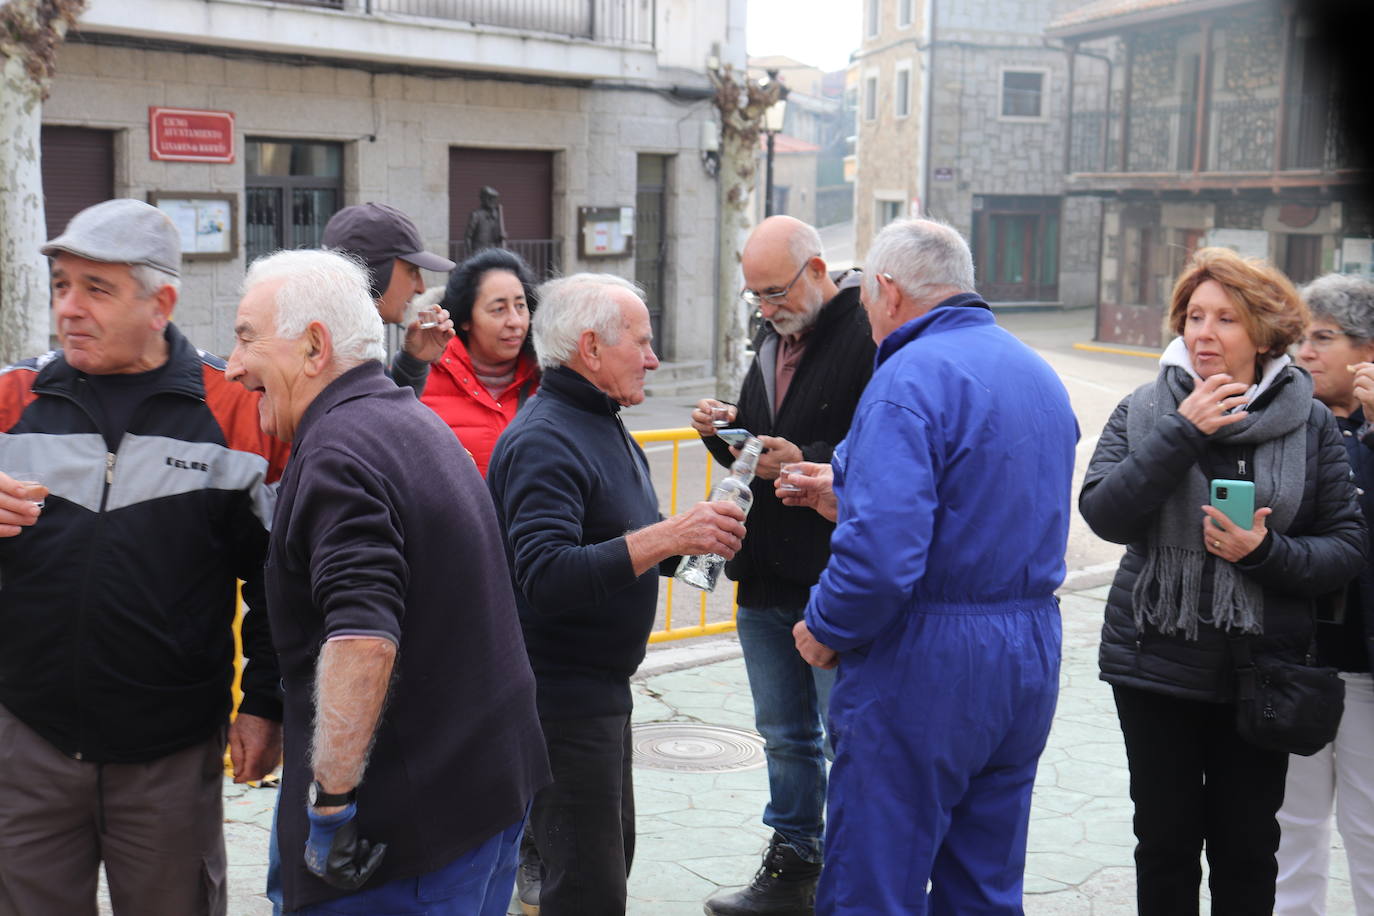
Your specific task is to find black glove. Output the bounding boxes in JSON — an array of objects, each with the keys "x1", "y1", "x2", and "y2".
[{"x1": 304, "y1": 802, "x2": 387, "y2": 890}]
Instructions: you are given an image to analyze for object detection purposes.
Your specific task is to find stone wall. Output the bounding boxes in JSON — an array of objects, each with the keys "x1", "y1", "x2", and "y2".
[{"x1": 43, "y1": 42, "x2": 722, "y2": 362}]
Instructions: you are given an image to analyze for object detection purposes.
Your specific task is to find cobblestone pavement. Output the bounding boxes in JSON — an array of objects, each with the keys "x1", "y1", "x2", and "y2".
[{"x1": 191, "y1": 580, "x2": 1358, "y2": 915}]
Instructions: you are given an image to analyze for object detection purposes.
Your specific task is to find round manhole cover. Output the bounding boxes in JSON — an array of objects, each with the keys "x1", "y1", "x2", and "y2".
[{"x1": 632, "y1": 723, "x2": 766, "y2": 773}]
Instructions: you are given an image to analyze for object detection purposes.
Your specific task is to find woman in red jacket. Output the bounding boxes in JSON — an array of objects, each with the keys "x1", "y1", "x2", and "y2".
[{"x1": 421, "y1": 248, "x2": 540, "y2": 477}]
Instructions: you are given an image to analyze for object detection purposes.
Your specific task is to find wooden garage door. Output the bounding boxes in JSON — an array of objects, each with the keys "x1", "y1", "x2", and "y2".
[
  {"x1": 41, "y1": 126, "x2": 115, "y2": 239},
  {"x1": 449, "y1": 147, "x2": 557, "y2": 277}
]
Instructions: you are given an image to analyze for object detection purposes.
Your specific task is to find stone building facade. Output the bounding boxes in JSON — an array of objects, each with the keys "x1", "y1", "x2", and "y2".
[
  {"x1": 851, "y1": 0, "x2": 1103, "y2": 308},
  {"x1": 1051, "y1": 0, "x2": 1370, "y2": 345},
  {"x1": 40, "y1": 0, "x2": 745, "y2": 364}
]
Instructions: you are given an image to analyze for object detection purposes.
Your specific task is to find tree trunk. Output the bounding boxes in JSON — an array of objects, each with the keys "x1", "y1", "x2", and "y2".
[
  {"x1": 0, "y1": 0, "x2": 89, "y2": 365},
  {"x1": 0, "y1": 54, "x2": 49, "y2": 364},
  {"x1": 710, "y1": 65, "x2": 783, "y2": 401}
]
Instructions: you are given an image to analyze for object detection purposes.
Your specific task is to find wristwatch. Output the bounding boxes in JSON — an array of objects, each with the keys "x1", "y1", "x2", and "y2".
[{"x1": 307, "y1": 780, "x2": 357, "y2": 808}]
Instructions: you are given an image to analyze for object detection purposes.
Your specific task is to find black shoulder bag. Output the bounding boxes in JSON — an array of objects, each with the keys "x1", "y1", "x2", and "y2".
[
  {"x1": 1229, "y1": 616, "x2": 1344, "y2": 757},
  {"x1": 1207, "y1": 443, "x2": 1345, "y2": 757}
]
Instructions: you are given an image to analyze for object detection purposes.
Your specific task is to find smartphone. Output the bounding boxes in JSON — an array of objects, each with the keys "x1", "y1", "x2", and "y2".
[
  {"x1": 1210, "y1": 479, "x2": 1255, "y2": 530},
  {"x1": 717, "y1": 428, "x2": 752, "y2": 448}
]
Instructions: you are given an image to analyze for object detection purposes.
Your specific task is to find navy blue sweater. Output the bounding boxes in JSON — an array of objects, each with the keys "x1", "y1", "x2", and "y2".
[
  {"x1": 268, "y1": 362, "x2": 548, "y2": 910},
  {"x1": 488, "y1": 366, "x2": 664, "y2": 719}
]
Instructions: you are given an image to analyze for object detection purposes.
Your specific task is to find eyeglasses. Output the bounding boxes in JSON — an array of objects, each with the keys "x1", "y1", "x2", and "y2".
[
  {"x1": 1296, "y1": 329, "x2": 1358, "y2": 350},
  {"x1": 740, "y1": 256, "x2": 818, "y2": 308}
]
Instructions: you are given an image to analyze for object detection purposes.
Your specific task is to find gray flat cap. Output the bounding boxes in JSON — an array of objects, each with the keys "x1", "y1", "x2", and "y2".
[{"x1": 42, "y1": 198, "x2": 182, "y2": 277}]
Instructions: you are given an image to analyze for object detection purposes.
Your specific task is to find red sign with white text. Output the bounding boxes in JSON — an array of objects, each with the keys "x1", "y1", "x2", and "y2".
[{"x1": 149, "y1": 107, "x2": 235, "y2": 163}]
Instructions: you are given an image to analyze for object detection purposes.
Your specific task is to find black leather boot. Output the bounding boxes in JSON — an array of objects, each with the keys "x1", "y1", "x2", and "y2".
[{"x1": 703, "y1": 834, "x2": 821, "y2": 915}]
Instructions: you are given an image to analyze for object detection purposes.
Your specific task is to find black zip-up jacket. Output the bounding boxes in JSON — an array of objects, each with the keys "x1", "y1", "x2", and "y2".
[
  {"x1": 1080, "y1": 372, "x2": 1365, "y2": 702},
  {"x1": 703, "y1": 278, "x2": 875, "y2": 610},
  {"x1": 0, "y1": 325, "x2": 289, "y2": 762}
]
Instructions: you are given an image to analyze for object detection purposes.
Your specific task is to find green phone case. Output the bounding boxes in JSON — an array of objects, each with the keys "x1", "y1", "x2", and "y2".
[{"x1": 1210, "y1": 478, "x2": 1255, "y2": 530}]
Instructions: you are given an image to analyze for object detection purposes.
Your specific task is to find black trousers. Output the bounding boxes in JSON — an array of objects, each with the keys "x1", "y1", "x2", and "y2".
[
  {"x1": 530, "y1": 713, "x2": 634, "y2": 916},
  {"x1": 1112, "y1": 684, "x2": 1289, "y2": 915}
]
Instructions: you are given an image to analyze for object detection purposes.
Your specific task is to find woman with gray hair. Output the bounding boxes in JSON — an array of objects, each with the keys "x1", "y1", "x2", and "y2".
[{"x1": 1278, "y1": 272, "x2": 1374, "y2": 914}]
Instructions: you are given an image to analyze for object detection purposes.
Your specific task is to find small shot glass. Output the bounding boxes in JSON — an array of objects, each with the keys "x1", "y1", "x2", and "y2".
[
  {"x1": 710, "y1": 405, "x2": 734, "y2": 428},
  {"x1": 12, "y1": 471, "x2": 47, "y2": 510},
  {"x1": 417, "y1": 304, "x2": 443, "y2": 330},
  {"x1": 778, "y1": 462, "x2": 803, "y2": 492}
]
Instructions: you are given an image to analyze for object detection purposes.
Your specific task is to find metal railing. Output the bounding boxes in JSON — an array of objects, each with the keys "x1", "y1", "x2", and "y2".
[
  {"x1": 273, "y1": 0, "x2": 655, "y2": 47},
  {"x1": 448, "y1": 240, "x2": 563, "y2": 282},
  {"x1": 230, "y1": 426, "x2": 735, "y2": 715},
  {"x1": 227, "y1": 425, "x2": 729, "y2": 773},
  {"x1": 1069, "y1": 91, "x2": 1350, "y2": 175},
  {"x1": 632, "y1": 427, "x2": 740, "y2": 643}
]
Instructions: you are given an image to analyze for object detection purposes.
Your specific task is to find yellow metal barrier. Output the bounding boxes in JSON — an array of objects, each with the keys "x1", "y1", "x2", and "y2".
[
  {"x1": 225, "y1": 429, "x2": 734, "y2": 773},
  {"x1": 631, "y1": 427, "x2": 740, "y2": 643}
]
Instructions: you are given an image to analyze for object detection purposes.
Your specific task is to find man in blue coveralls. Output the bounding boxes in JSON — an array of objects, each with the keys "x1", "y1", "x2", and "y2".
[{"x1": 787, "y1": 219, "x2": 1078, "y2": 914}]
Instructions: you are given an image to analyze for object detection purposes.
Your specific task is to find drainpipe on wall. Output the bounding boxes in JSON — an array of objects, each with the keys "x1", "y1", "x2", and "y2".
[{"x1": 919, "y1": 0, "x2": 937, "y2": 218}]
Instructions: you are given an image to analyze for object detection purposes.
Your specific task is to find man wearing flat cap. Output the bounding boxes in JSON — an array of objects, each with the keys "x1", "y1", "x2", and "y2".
[
  {"x1": 0, "y1": 198, "x2": 290, "y2": 915},
  {"x1": 322, "y1": 202, "x2": 456, "y2": 396}
]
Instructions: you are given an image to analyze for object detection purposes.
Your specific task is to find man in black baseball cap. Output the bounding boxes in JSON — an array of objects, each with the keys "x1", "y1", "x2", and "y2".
[{"x1": 323, "y1": 202, "x2": 456, "y2": 396}]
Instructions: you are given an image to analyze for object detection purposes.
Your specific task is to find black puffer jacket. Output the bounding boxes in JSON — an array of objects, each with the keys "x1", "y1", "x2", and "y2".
[
  {"x1": 1321, "y1": 411, "x2": 1374, "y2": 673},
  {"x1": 1081, "y1": 374, "x2": 1366, "y2": 702}
]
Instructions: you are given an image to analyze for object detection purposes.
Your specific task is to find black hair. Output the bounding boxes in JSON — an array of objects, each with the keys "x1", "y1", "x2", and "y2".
[{"x1": 441, "y1": 248, "x2": 538, "y2": 353}]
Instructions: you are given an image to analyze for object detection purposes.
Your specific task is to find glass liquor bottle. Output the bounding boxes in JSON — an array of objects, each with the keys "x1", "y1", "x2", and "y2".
[{"x1": 675, "y1": 436, "x2": 762, "y2": 591}]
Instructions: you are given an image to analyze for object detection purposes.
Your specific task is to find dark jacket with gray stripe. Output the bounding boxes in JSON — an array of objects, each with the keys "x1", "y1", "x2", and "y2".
[
  {"x1": 1080, "y1": 375, "x2": 1365, "y2": 702},
  {"x1": 0, "y1": 325, "x2": 289, "y2": 763}
]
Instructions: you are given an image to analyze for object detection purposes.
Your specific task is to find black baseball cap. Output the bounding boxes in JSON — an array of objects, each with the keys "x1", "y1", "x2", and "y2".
[{"x1": 322, "y1": 203, "x2": 455, "y2": 272}]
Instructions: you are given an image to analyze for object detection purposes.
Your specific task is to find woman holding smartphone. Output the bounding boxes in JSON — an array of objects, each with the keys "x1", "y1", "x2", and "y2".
[
  {"x1": 1277, "y1": 273, "x2": 1374, "y2": 914},
  {"x1": 1079, "y1": 247, "x2": 1364, "y2": 914}
]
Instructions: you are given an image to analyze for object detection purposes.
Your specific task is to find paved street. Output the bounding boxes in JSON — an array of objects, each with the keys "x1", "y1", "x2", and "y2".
[
  {"x1": 120, "y1": 309, "x2": 1358, "y2": 914},
  {"x1": 204, "y1": 580, "x2": 1358, "y2": 916}
]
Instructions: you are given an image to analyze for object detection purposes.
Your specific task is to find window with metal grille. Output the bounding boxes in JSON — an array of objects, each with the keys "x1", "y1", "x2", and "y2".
[{"x1": 244, "y1": 139, "x2": 343, "y2": 267}]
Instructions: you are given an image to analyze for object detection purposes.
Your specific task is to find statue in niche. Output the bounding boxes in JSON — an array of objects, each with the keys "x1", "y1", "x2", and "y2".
[{"x1": 464, "y1": 186, "x2": 507, "y2": 254}]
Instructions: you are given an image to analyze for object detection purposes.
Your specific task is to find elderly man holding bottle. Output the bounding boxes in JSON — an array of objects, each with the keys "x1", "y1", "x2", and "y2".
[{"x1": 486, "y1": 272, "x2": 747, "y2": 916}]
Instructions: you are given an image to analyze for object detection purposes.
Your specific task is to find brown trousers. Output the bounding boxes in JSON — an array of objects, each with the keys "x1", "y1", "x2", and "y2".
[{"x1": 0, "y1": 703, "x2": 227, "y2": 916}]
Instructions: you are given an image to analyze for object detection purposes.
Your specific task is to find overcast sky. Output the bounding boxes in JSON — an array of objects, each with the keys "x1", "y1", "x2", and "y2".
[{"x1": 747, "y1": 0, "x2": 863, "y2": 72}]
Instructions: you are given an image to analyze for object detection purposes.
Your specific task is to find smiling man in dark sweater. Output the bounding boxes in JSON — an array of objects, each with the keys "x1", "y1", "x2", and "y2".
[
  {"x1": 226, "y1": 249, "x2": 548, "y2": 915},
  {"x1": 487, "y1": 273, "x2": 748, "y2": 916},
  {"x1": 693, "y1": 216, "x2": 875, "y2": 916}
]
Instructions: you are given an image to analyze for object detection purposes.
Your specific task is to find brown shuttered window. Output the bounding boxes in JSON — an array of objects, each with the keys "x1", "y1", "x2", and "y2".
[
  {"x1": 449, "y1": 147, "x2": 556, "y2": 277},
  {"x1": 41, "y1": 126, "x2": 115, "y2": 240}
]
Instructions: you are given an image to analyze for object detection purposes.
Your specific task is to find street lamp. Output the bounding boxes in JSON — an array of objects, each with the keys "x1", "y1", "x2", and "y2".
[{"x1": 762, "y1": 69, "x2": 789, "y2": 218}]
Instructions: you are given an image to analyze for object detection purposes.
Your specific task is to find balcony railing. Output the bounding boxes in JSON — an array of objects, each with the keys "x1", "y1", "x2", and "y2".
[
  {"x1": 275, "y1": 0, "x2": 655, "y2": 47},
  {"x1": 449, "y1": 239, "x2": 563, "y2": 281},
  {"x1": 1068, "y1": 91, "x2": 1349, "y2": 175}
]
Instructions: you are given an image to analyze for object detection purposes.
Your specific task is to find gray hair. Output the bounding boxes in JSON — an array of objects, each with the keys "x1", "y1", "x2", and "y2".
[
  {"x1": 532, "y1": 273, "x2": 645, "y2": 371},
  {"x1": 242, "y1": 249, "x2": 385, "y2": 367},
  {"x1": 131, "y1": 264, "x2": 181, "y2": 298},
  {"x1": 1300, "y1": 273, "x2": 1374, "y2": 341},
  {"x1": 787, "y1": 221, "x2": 825, "y2": 267},
  {"x1": 862, "y1": 219, "x2": 975, "y2": 305}
]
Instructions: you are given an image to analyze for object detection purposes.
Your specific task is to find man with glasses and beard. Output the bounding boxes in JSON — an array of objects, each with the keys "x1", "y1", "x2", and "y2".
[{"x1": 692, "y1": 216, "x2": 875, "y2": 916}]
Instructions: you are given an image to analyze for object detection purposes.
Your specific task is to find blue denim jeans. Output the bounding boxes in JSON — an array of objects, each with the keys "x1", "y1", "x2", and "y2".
[
  {"x1": 294, "y1": 814, "x2": 524, "y2": 916},
  {"x1": 271, "y1": 796, "x2": 524, "y2": 915},
  {"x1": 736, "y1": 603, "x2": 835, "y2": 864}
]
